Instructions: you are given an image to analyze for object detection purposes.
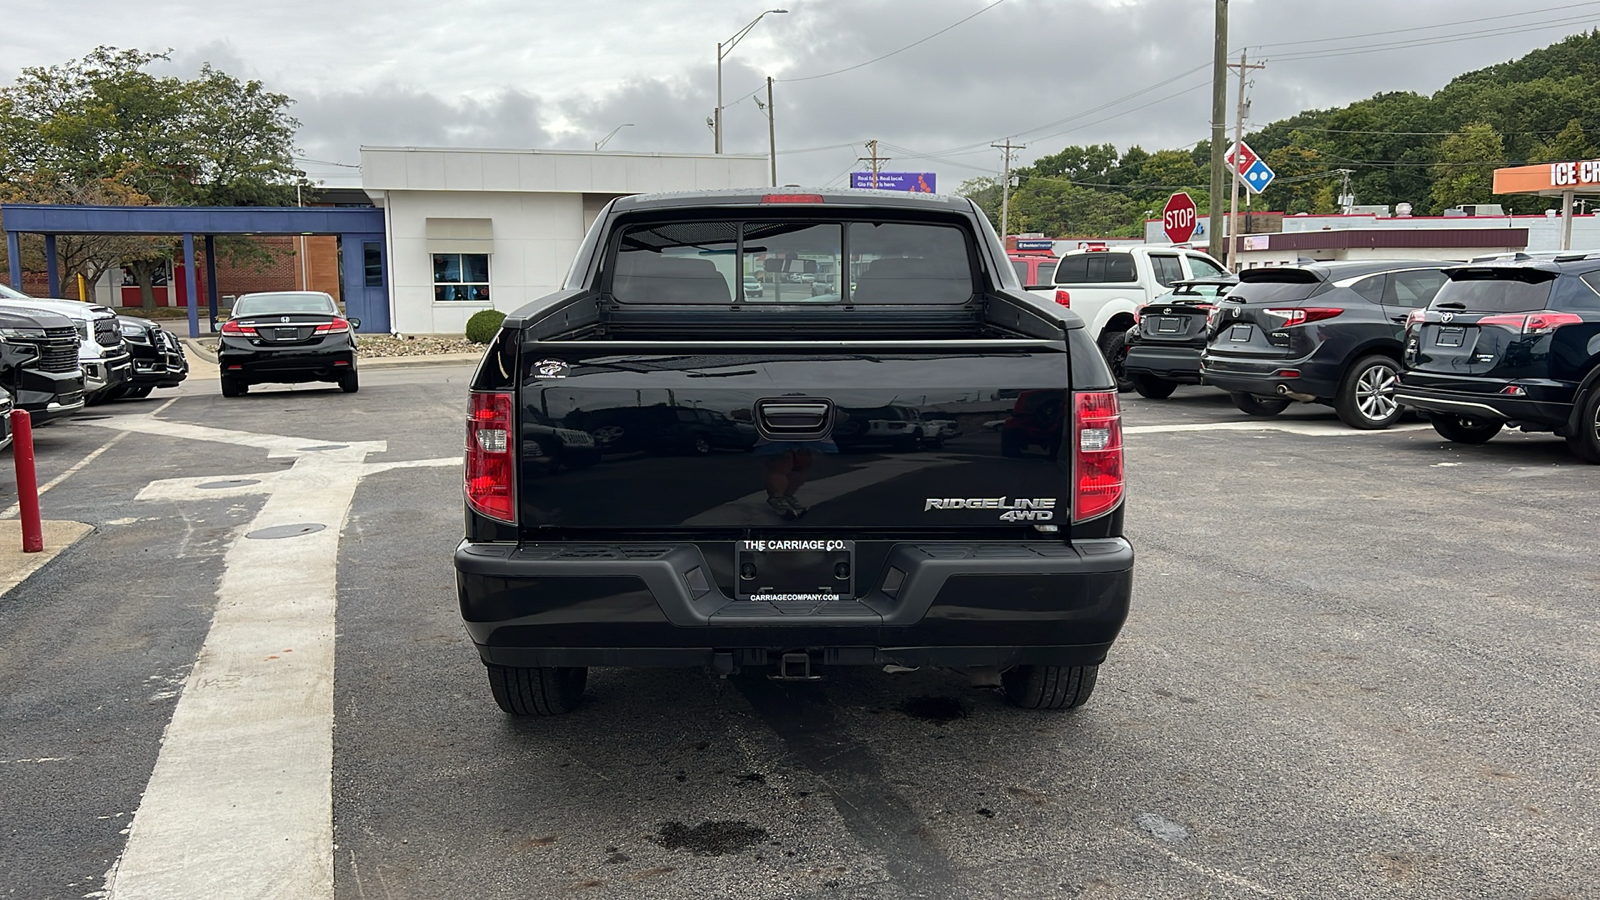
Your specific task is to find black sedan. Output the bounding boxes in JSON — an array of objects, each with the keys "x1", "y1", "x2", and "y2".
[
  {"x1": 1124, "y1": 276, "x2": 1236, "y2": 399},
  {"x1": 111, "y1": 316, "x2": 188, "y2": 400},
  {"x1": 216, "y1": 291, "x2": 360, "y2": 397}
]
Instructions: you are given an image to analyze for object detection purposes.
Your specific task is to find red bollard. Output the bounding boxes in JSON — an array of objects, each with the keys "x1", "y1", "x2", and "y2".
[{"x1": 12, "y1": 409, "x2": 43, "y2": 553}]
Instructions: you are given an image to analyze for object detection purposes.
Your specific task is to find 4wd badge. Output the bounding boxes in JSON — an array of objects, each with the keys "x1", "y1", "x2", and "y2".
[
  {"x1": 534, "y1": 359, "x2": 570, "y2": 379},
  {"x1": 924, "y1": 497, "x2": 1056, "y2": 521}
]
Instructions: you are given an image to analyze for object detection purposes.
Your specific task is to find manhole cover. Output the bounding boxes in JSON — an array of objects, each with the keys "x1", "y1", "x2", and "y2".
[
  {"x1": 298, "y1": 444, "x2": 349, "y2": 451},
  {"x1": 246, "y1": 523, "x2": 326, "y2": 540},
  {"x1": 198, "y1": 479, "x2": 261, "y2": 489}
]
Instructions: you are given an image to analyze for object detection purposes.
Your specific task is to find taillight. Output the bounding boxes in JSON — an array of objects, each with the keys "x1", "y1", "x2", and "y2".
[
  {"x1": 761, "y1": 193, "x2": 824, "y2": 204},
  {"x1": 314, "y1": 317, "x2": 351, "y2": 334},
  {"x1": 1055, "y1": 290, "x2": 1071, "y2": 307},
  {"x1": 219, "y1": 320, "x2": 257, "y2": 336},
  {"x1": 1478, "y1": 311, "x2": 1583, "y2": 335},
  {"x1": 1406, "y1": 308, "x2": 1427, "y2": 328},
  {"x1": 466, "y1": 392, "x2": 515, "y2": 522},
  {"x1": 1132, "y1": 303, "x2": 1144, "y2": 324},
  {"x1": 1264, "y1": 307, "x2": 1342, "y2": 327},
  {"x1": 1073, "y1": 391, "x2": 1124, "y2": 522}
]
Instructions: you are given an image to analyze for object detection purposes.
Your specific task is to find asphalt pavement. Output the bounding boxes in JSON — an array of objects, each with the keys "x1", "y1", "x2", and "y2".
[{"x1": 2, "y1": 372, "x2": 1596, "y2": 899}]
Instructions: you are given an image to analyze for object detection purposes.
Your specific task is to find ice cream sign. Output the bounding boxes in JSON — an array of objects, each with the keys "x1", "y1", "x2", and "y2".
[{"x1": 1493, "y1": 159, "x2": 1600, "y2": 194}]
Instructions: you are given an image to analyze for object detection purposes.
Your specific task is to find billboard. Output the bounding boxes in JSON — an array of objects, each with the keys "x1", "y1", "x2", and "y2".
[{"x1": 850, "y1": 172, "x2": 937, "y2": 192}]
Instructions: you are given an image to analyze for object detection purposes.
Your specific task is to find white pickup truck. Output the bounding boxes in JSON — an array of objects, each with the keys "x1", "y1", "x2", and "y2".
[{"x1": 1026, "y1": 245, "x2": 1228, "y2": 388}]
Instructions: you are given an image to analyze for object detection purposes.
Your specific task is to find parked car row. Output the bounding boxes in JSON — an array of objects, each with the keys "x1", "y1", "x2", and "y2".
[
  {"x1": 1064, "y1": 253, "x2": 1600, "y2": 463},
  {"x1": 0, "y1": 284, "x2": 188, "y2": 428}
]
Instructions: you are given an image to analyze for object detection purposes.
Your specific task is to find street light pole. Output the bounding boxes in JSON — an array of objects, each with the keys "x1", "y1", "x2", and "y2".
[
  {"x1": 714, "y1": 8, "x2": 787, "y2": 154},
  {"x1": 594, "y1": 123, "x2": 634, "y2": 151}
]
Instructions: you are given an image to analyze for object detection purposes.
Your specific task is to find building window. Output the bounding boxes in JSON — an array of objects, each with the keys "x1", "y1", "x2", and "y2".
[
  {"x1": 433, "y1": 253, "x2": 490, "y2": 302},
  {"x1": 364, "y1": 242, "x2": 383, "y2": 287}
]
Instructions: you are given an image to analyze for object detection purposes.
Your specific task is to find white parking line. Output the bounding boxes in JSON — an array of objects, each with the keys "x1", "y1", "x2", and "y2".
[
  {"x1": 1125, "y1": 421, "x2": 1433, "y2": 437},
  {"x1": 68, "y1": 414, "x2": 452, "y2": 900}
]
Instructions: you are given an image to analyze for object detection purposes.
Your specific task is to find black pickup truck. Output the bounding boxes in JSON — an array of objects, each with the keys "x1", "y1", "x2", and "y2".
[{"x1": 456, "y1": 189, "x2": 1134, "y2": 715}]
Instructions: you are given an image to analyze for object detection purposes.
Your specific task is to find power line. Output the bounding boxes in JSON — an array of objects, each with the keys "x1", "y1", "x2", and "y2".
[
  {"x1": 783, "y1": 0, "x2": 1009, "y2": 83},
  {"x1": 1250, "y1": 0, "x2": 1600, "y2": 50},
  {"x1": 1268, "y1": 13, "x2": 1600, "y2": 62}
]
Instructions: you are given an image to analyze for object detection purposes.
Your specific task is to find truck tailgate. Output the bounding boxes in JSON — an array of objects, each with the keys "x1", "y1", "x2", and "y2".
[{"x1": 518, "y1": 342, "x2": 1072, "y2": 531}]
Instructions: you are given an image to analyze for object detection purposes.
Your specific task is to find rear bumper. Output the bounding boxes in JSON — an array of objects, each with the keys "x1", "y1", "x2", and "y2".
[
  {"x1": 218, "y1": 340, "x2": 355, "y2": 382},
  {"x1": 1200, "y1": 349, "x2": 1342, "y2": 399},
  {"x1": 456, "y1": 538, "x2": 1134, "y2": 669},
  {"x1": 1124, "y1": 344, "x2": 1204, "y2": 383},
  {"x1": 1395, "y1": 381, "x2": 1573, "y2": 430}
]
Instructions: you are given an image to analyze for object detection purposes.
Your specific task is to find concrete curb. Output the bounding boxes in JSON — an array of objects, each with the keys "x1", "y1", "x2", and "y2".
[
  {"x1": 0, "y1": 520, "x2": 94, "y2": 598},
  {"x1": 177, "y1": 339, "x2": 480, "y2": 371}
]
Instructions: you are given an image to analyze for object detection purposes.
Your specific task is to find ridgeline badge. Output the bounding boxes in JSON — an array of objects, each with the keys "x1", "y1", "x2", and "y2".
[{"x1": 924, "y1": 497, "x2": 1056, "y2": 521}]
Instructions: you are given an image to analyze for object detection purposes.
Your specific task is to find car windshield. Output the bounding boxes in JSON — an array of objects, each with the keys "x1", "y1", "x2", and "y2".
[
  {"x1": 0, "y1": 284, "x2": 35, "y2": 300},
  {"x1": 233, "y1": 293, "x2": 338, "y2": 316}
]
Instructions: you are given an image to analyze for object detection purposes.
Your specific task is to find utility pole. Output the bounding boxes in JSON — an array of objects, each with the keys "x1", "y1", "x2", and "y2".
[
  {"x1": 992, "y1": 139, "x2": 1025, "y2": 241},
  {"x1": 858, "y1": 140, "x2": 888, "y2": 188},
  {"x1": 1208, "y1": 0, "x2": 1228, "y2": 258},
  {"x1": 1226, "y1": 49, "x2": 1265, "y2": 271},
  {"x1": 765, "y1": 78, "x2": 776, "y2": 186},
  {"x1": 1335, "y1": 168, "x2": 1354, "y2": 211}
]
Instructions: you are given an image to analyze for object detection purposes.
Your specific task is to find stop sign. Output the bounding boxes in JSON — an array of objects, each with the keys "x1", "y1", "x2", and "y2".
[{"x1": 1162, "y1": 192, "x2": 1198, "y2": 243}]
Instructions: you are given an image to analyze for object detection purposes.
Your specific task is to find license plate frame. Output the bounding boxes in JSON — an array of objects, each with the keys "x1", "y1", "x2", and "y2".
[
  {"x1": 736, "y1": 539, "x2": 854, "y2": 601},
  {"x1": 275, "y1": 326, "x2": 301, "y2": 341},
  {"x1": 1228, "y1": 324, "x2": 1252, "y2": 342},
  {"x1": 1157, "y1": 317, "x2": 1185, "y2": 334},
  {"x1": 1435, "y1": 326, "x2": 1465, "y2": 348}
]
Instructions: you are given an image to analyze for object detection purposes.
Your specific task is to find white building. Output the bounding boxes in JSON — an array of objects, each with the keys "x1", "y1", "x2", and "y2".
[{"x1": 361, "y1": 147, "x2": 769, "y2": 334}]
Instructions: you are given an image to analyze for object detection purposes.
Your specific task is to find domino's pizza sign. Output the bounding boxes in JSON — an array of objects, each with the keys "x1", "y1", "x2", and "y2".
[{"x1": 1242, "y1": 159, "x2": 1275, "y2": 194}]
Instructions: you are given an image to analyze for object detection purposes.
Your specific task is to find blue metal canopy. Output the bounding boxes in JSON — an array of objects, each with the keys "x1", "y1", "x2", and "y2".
[{"x1": 2, "y1": 204, "x2": 389, "y2": 336}]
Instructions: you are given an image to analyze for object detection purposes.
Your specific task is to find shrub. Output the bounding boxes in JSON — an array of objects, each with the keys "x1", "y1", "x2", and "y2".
[{"x1": 465, "y1": 309, "x2": 506, "y2": 344}]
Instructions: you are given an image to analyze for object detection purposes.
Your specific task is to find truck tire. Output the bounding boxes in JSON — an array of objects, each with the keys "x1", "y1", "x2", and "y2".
[
  {"x1": 1335, "y1": 355, "x2": 1402, "y2": 430},
  {"x1": 1133, "y1": 375, "x2": 1177, "y2": 399},
  {"x1": 487, "y1": 664, "x2": 587, "y2": 716},
  {"x1": 1230, "y1": 391, "x2": 1288, "y2": 416},
  {"x1": 1429, "y1": 413, "x2": 1502, "y2": 445},
  {"x1": 1097, "y1": 331, "x2": 1133, "y2": 393},
  {"x1": 1565, "y1": 386, "x2": 1600, "y2": 463},
  {"x1": 1001, "y1": 664, "x2": 1097, "y2": 710}
]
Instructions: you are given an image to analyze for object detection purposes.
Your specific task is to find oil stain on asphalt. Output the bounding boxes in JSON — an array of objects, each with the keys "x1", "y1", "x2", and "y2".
[{"x1": 654, "y1": 821, "x2": 770, "y2": 856}]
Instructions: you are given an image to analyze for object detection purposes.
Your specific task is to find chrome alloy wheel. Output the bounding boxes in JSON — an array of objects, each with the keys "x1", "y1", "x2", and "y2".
[{"x1": 1356, "y1": 362, "x2": 1399, "y2": 422}]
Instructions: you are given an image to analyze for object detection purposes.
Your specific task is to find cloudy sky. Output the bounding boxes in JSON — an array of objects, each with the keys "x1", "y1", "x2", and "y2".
[{"x1": 6, "y1": 0, "x2": 1597, "y2": 191}]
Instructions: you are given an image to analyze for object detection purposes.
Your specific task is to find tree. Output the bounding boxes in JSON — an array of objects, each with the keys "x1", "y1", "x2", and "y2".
[
  {"x1": 1530, "y1": 118, "x2": 1596, "y2": 163},
  {"x1": 0, "y1": 47, "x2": 304, "y2": 308},
  {"x1": 1430, "y1": 123, "x2": 1505, "y2": 213}
]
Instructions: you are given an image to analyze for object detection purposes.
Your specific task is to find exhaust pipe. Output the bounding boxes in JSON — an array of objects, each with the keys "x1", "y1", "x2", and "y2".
[{"x1": 1275, "y1": 384, "x2": 1316, "y2": 402}]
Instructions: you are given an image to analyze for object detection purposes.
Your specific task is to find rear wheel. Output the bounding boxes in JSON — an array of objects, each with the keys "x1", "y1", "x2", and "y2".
[
  {"x1": 1565, "y1": 387, "x2": 1600, "y2": 463},
  {"x1": 1430, "y1": 413, "x2": 1502, "y2": 445},
  {"x1": 220, "y1": 377, "x2": 247, "y2": 398},
  {"x1": 1098, "y1": 331, "x2": 1133, "y2": 393},
  {"x1": 338, "y1": 371, "x2": 359, "y2": 394},
  {"x1": 1230, "y1": 391, "x2": 1289, "y2": 416},
  {"x1": 690, "y1": 435, "x2": 712, "y2": 455},
  {"x1": 1132, "y1": 375, "x2": 1177, "y2": 399},
  {"x1": 487, "y1": 665, "x2": 587, "y2": 716},
  {"x1": 1001, "y1": 664, "x2": 1098, "y2": 710},
  {"x1": 1336, "y1": 355, "x2": 1402, "y2": 430}
]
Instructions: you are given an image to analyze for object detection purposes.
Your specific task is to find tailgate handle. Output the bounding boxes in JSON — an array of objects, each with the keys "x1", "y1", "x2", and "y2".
[{"x1": 754, "y1": 398, "x2": 834, "y2": 441}]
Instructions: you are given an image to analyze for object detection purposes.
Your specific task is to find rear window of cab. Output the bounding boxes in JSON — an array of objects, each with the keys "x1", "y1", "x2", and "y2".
[
  {"x1": 1053, "y1": 253, "x2": 1136, "y2": 285},
  {"x1": 605, "y1": 219, "x2": 978, "y2": 305}
]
